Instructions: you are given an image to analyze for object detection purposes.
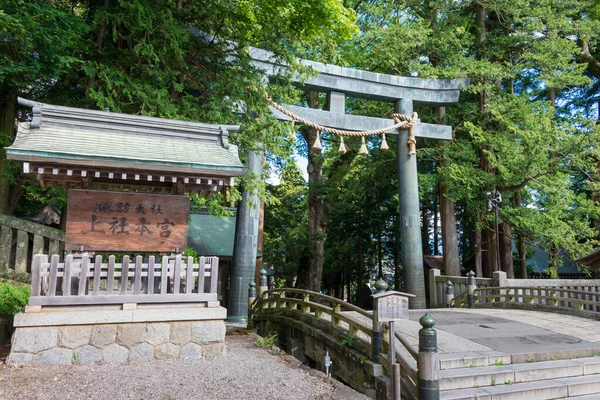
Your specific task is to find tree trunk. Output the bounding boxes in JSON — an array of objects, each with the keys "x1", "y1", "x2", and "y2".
[
  {"x1": 0, "y1": 88, "x2": 17, "y2": 215},
  {"x1": 433, "y1": 191, "x2": 439, "y2": 255},
  {"x1": 441, "y1": 185, "x2": 461, "y2": 275},
  {"x1": 474, "y1": 222, "x2": 483, "y2": 277},
  {"x1": 421, "y1": 202, "x2": 431, "y2": 256},
  {"x1": 295, "y1": 91, "x2": 329, "y2": 292},
  {"x1": 500, "y1": 221, "x2": 514, "y2": 278}
]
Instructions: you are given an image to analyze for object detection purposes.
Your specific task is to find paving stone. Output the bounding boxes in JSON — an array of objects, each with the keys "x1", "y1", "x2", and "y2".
[
  {"x1": 6, "y1": 352, "x2": 33, "y2": 367},
  {"x1": 573, "y1": 357, "x2": 600, "y2": 375},
  {"x1": 439, "y1": 366, "x2": 515, "y2": 391},
  {"x1": 179, "y1": 342, "x2": 202, "y2": 359},
  {"x1": 154, "y1": 342, "x2": 180, "y2": 360},
  {"x1": 90, "y1": 325, "x2": 117, "y2": 347},
  {"x1": 481, "y1": 379, "x2": 568, "y2": 400},
  {"x1": 33, "y1": 347, "x2": 73, "y2": 365},
  {"x1": 170, "y1": 322, "x2": 191, "y2": 345},
  {"x1": 117, "y1": 323, "x2": 147, "y2": 347},
  {"x1": 11, "y1": 327, "x2": 58, "y2": 353},
  {"x1": 102, "y1": 343, "x2": 129, "y2": 363},
  {"x1": 191, "y1": 321, "x2": 225, "y2": 344},
  {"x1": 59, "y1": 326, "x2": 92, "y2": 349},
  {"x1": 146, "y1": 323, "x2": 171, "y2": 346},
  {"x1": 75, "y1": 345, "x2": 102, "y2": 364},
  {"x1": 440, "y1": 388, "x2": 491, "y2": 400},
  {"x1": 511, "y1": 360, "x2": 582, "y2": 383},
  {"x1": 554, "y1": 374, "x2": 600, "y2": 397},
  {"x1": 439, "y1": 352, "x2": 490, "y2": 370},
  {"x1": 129, "y1": 342, "x2": 154, "y2": 362}
]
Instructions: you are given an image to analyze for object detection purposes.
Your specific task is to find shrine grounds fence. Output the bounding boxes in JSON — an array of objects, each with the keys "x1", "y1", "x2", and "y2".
[
  {"x1": 29, "y1": 254, "x2": 219, "y2": 306},
  {"x1": 0, "y1": 214, "x2": 64, "y2": 282}
]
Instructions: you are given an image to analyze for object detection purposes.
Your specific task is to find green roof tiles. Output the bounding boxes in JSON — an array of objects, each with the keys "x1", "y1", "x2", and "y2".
[{"x1": 6, "y1": 99, "x2": 245, "y2": 176}]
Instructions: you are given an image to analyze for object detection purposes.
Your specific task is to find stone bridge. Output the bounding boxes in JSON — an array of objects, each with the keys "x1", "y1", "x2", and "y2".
[{"x1": 251, "y1": 287, "x2": 600, "y2": 400}]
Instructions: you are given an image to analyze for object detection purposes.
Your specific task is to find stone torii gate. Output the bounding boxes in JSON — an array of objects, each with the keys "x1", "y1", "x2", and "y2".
[{"x1": 228, "y1": 48, "x2": 468, "y2": 320}]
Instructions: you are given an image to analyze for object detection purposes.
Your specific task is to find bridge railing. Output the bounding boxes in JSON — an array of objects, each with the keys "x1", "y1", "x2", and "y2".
[
  {"x1": 440, "y1": 270, "x2": 600, "y2": 317},
  {"x1": 429, "y1": 268, "x2": 493, "y2": 308},
  {"x1": 251, "y1": 288, "x2": 422, "y2": 399}
]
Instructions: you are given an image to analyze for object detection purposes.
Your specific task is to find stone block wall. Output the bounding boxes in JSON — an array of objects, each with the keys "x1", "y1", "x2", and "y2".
[
  {"x1": 8, "y1": 320, "x2": 225, "y2": 366},
  {"x1": 7, "y1": 305, "x2": 227, "y2": 367}
]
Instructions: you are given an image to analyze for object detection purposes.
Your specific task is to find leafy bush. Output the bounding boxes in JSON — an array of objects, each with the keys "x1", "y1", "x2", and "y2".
[
  {"x1": 0, "y1": 280, "x2": 30, "y2": 315},
  {"x1": 255, "y1": 333, "x2": 278, "y2": 348}
]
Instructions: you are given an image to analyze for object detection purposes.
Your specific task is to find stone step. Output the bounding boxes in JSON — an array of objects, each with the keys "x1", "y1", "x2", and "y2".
[
  {"x1": 439, "y1": 357, "x2": 600, "y2": 391},
  {"x1": 439, "y1": 351, "x2": 512, "y2": 370},
  {"x1": 440, "y1": 373, "x2": 600, "y2": 400}
]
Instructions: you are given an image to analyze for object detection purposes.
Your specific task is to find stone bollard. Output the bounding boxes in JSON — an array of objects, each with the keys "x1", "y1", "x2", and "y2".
[
  {"x1": 372, "y1": 278, "x2": 388, "y2": 362},
  {"x1": 418, "y1": 314, "x2": 439, "y2": 400},
  {"x1": 247, "y1": 281, "x2": 257, "y2": 329},
  {"x1": 259, "y1": 268, "x2": 268, "y2": 299},
  {"x1": 467, "y1": 271, "x2": 476, "y2": 308},
  {"x1": 445, "y1": 281, "x2": 454, "y2": 308}
]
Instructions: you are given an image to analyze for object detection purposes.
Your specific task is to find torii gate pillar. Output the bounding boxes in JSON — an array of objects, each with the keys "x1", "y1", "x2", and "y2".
[{"x1": 396, "y1": 99, "x2": 426, "y2": 308}]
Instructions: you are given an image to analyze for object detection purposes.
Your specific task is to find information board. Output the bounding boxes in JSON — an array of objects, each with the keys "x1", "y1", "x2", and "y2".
[
  {"x1": 65, "y1": 190, "x2": 189, "y2": 252},
  {"x1": 376, "y1": 295, "x2": 409, "y2": 321}
]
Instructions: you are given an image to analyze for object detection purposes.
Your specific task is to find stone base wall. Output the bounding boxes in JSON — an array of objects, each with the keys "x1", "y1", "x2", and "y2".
[{"x1": 7, "y1": 305, "x2": 227, "y2": 367}]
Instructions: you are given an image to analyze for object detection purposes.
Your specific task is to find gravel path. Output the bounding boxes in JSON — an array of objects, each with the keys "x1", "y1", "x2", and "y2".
[{"x1": 0, "y1": 332, "x2": 369, "y2": 400}]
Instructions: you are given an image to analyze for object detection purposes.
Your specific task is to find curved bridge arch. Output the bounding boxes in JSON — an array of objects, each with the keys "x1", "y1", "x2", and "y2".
[{"x1": 251, "y1": 288, "x2": 423, "y2": 400}]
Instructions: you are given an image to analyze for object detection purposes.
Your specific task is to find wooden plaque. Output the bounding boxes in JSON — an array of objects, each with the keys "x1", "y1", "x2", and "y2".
[
  {"x1": 376, "y1": 295, "x2": 409, "y2": 321},
  {"x1": 66, "y1": 190, "x2": 190, "y2": 252}
]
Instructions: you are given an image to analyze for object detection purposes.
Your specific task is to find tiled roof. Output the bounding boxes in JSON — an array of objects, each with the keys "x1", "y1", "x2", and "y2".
[{"x1": 6, "y1": 99, "x2": 246, "y2": 177}]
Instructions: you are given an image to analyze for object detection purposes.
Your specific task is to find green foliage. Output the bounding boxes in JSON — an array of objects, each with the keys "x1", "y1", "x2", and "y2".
[
  {"x1": 255, "y1": 333, "x2": 278, "y2": 348},
  {"x1": 0, "y1": 280, "x2": 30, "y2": 316},
  {"x1": 341, "y1": 333, "x2": 359, "y2": 348},
  {"x1": 183, "y1": 247, "x2": 199, "y2": 263}
]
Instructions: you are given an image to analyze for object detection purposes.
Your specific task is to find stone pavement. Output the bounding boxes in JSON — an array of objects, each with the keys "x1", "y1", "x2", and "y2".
[{"x1": 408, "y1": 308, "x2": 600, "y2": 363}]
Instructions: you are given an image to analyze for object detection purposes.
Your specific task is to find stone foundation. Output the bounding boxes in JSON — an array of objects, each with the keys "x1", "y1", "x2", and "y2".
[{"x1": 7, "y1": 304, "x2": 226, "y2": 367}]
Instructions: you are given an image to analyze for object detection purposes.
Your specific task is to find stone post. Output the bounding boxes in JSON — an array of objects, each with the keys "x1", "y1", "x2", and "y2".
[
  {"x1": 467, "y1": 271, "x2": 476, "y2": 308},
  {"x1": 418, "y1": 313, "x2": 439, "y2": 400},
  {"x1": 396, "y1": 99, "x2": 426, "y2": 309},
  {"x1": 445, "y1": 281, "x2": 454, "y2": 308},
  {"x1": 247, "y1": 281, "x2": 257, "y2": 328},
  {"x1": 228, "y1": 148, "x2": 263, "y2": 323},
  {"x1": 259, "y1": 268, "x2": 268, "y2": 298},
  {"x1": 493, "y1": 271, "x2": 507, "y2": 302}
]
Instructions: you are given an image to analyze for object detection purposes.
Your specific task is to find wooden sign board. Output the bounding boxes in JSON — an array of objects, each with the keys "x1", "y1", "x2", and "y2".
[
  {"x1": 373, "y1": 291, "x2": 414, "y2": 322},
  {"x1": 66, "y1": 190, "x2": 190, "y2": 252}
]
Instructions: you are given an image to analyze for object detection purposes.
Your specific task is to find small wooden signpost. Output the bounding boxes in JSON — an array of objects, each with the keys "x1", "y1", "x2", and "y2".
[
  {"x1": 65, "y1": 190, "x2": 190, "y2": 252},
  {"x1": 373, "y1": 290, "x2": 415, "y2": 400}
]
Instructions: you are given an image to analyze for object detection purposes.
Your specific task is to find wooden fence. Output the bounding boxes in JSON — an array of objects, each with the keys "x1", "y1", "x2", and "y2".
[
  {"x1": 0, "y1": 214, "x2": 64, "y2": 280},
  {"x1": 30, "y1": 254, "x2": 219, "y2": 306}
]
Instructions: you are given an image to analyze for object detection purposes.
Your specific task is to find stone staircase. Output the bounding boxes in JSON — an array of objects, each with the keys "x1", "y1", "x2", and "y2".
[{"x1": 439, "y1": 352, "x2": 600, "y2": 399}]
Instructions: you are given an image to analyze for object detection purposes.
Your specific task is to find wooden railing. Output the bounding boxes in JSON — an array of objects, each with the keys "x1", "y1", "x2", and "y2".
[
  {"x1": 472, "y1": 286, "x2": 600, "y2": 314},
  {"x1": 30, "y1": 254, "x2": 218, "y2": 306},
  {"x1": 252, "y1": 288, "x2": 419, "y2": 398},
  {"x1": 437, "y1": 270, "x2": 600, "y2": 316},
  {"x1": 429, "y1": 269, "x2": 493, "y2": 308},
  {"x1": 0, "y1": 214, "x2": 64, "y2": 280}
]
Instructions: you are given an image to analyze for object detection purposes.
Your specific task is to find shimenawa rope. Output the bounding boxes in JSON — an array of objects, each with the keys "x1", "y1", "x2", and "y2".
[{"x1": 267, "y1": 96, "x2": 418, "y2": 155}]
